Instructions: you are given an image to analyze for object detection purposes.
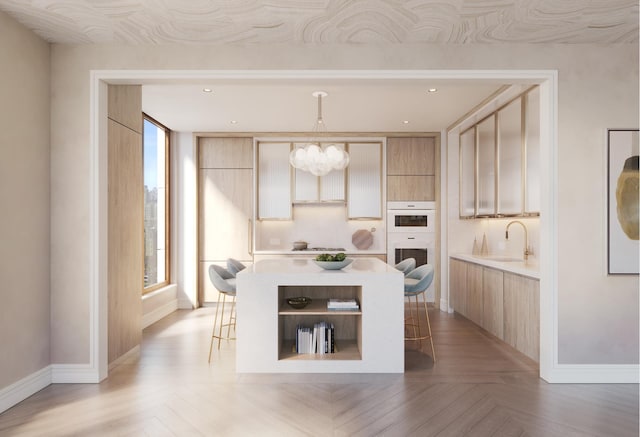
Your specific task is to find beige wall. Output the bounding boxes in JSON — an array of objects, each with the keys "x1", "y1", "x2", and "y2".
[
  {"x1": 48, "y1": 43, "x2": 638, "y2": 365},
  {"x1": 0, "y1": 10, "x2": 51, "y2": 388}
]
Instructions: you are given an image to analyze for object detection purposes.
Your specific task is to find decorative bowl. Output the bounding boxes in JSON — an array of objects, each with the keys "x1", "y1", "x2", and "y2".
[
  {"x1": 287, "y1": 296, "x2": 312, "y2": 309},
  {"x1": 293, "y1": 241, "x2": 308, "y2": 250},
  {"x1": 313, "y1": 258, "x2": 354, "y2": 270}
]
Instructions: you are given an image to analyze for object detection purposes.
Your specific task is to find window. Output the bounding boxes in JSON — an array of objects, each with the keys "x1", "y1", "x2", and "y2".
[{"x1": 143, "y1": 115, "x2": 170, "y2": 293}]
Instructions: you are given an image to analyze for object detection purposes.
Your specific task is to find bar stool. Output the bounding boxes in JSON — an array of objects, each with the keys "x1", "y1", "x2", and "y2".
[
  {"x1": 226, "y1": 258, "x2": 246, "y2": 277},
  {"x1": 208, "y1": 265, "x2": 237, "y2": 362},
  {"x1": 404, "y1": 264, "x2": 436, "y2": 361},
  {"x1": 394, "y1": 258, "x2": 416, "y2": 275}
]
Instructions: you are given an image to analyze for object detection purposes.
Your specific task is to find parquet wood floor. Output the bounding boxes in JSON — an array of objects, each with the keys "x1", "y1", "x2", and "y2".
[{"x1": 0, "y1": 308, "x2": 637, "y2": 436}]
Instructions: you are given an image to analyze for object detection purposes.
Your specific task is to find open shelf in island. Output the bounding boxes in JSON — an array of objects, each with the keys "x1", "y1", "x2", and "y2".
[
  {"x1": 279, "y1": 298, "x2": 362, "y2": 315},
  {"x1": 279, "y1": 340, "x2": 361, "y2": 361},
  {"x1": 278, "y1": 285, "x2": 362, "y2": 361}
]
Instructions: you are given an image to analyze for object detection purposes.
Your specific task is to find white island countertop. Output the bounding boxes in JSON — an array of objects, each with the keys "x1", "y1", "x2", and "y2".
[{"x1": 235, "y1": 257, "x2": 405, "y2": 373}]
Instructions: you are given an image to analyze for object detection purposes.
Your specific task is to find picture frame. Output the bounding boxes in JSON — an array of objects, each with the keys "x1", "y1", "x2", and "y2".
[{"x1": 607, "y1": 129, "x2": 639, "y2": 275}]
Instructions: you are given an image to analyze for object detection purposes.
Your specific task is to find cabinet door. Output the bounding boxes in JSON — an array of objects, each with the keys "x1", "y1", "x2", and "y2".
[
  {"x1": 525, "y1": 87, "x2": 541, "y2": 214},
  {"x1": 387, "y1": 137, "x2": 435, "y2": 175},
  {"x1": 199, "y1": 169, "x2": 253, "y2": 261},
  {"x1": 466, "y1": 263, "x2": 484, "y2": 326},
  {"x1": 258, "y1": 142, "x2": 292, "y2": 219},
  {"x1": 293, "y1": 169, "x2": 317, "y2": 202},
  {"x1": 482, "y1": 267, "x2": 504, "y2": 339},
  {"x1": 503, "y1": 272, "x2": 539, "y2": 362},
  {"x1": 347, "y1": 142, "x2": 382, "y2": 218},
  {"x1": 199, "y1": 137, "x2": 253, "y2": 169},
  {"x1": 459, "y1": 128, "x2": 476, "y2": 217},
  {"x1": 387, "y1": 175, "x2": 435, "y2": 201},
  {"x1": 498, "y1": 98, "x2": 523, "y2": 215},
  {"x1": 449, "y1": 258, "x2": 467, "y2": 316},
  {"x1": 477, "y1": 115, "x2": 496, "y2": 216}
]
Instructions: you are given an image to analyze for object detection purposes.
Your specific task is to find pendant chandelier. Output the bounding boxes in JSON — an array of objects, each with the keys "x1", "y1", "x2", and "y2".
[{"x1": 289, "y1": 91, "x2": 350, "y2": 176}]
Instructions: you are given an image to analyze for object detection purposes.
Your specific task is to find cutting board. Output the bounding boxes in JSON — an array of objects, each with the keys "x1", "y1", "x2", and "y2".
[{"x1": 352, "y1": 229, "x2": 373, "y2": 250}]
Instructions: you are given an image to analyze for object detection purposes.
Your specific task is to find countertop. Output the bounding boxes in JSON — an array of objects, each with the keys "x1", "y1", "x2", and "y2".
[
  {"x1": 244, "y1": 256, "x2": 398, "y2": 276},
  {"x1": 450, "y1": 253, "x2": 540, "y2": 279},
  {"x1": 253, "y1": 249, "x2": 386, "y2": 256}
]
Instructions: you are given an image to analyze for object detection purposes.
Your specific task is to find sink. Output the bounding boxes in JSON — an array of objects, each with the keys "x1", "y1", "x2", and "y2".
[{"x1": 476, "y1": 255, "x2": 524, "y2": 262}]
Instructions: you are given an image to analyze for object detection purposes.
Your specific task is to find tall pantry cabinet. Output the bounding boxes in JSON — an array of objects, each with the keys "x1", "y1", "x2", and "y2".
[{"x1": 198, "y1": 137, "x2": 253, "y2": 303}]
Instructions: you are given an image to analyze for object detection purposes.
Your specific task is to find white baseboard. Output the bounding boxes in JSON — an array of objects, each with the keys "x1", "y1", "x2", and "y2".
[
  {"x1": 439, "y1": 298, "x2": 448, "y2": 312},
  {"x1": 142, "y1": 298, "x2": 178, "y2": 329},
  {"x1": 0, "y1": 366, "x2": 52, "y2": 414},
  {"x1": 544, "y1": 364, "x2": 639, "y2": 383},
  {"x1": 51, "y1": 364, "x2": 102, "y2": 383}
]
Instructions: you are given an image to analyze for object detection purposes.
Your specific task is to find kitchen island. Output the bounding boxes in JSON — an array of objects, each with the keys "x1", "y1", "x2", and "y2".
[{"x1": 235, "y1": 257, "x2": 405, "y2": 373}]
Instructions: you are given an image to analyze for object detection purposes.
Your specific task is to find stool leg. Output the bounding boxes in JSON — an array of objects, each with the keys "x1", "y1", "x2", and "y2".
[
  {"x1": 217, "y1": 293, "x2": 227, "y2": 350},
  {"x1": 422, "y1": 293, "x2": 436, "y2": 362},
  {"x1": 414, "y1": 294, "x2": 424, "y2": 351},
  {"x1": 208, "y1": 291, "x2": 223, "y2": 363},
  {"x1": 225, "y1": 295, "x2": 235, "y2": 340}
]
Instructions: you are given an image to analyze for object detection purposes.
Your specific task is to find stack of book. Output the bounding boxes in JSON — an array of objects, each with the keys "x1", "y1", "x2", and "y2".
[
  {"x1": 327, "y1": 298, "x2": 359, "y2": 311},
  {"x1": 295, "y1": 321, "x2": 335, "y2": 354}
]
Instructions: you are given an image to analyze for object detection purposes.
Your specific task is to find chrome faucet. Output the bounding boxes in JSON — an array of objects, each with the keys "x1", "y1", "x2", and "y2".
[{"x1": 505, "y1": 220, "x2": 532, "y2": 261}]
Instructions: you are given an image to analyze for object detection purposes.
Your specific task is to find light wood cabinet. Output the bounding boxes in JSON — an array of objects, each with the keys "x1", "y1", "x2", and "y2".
[
  {"x1": 347, "y1": 142, "x2": 382, "y2": 219},
  {"x1": 449, "y1": 258, "x2": 467, "y2": 317},
  {"x1": 199, "y1": 137, "x2": 252, "y2": 169},
  {"x1": 387, "y1": 137, "x2": 435, "y2": 175},
  {"x1": 257, "y1": 142, "x2": 292, "y2": 219},
  {"x1": 387, "y1": 137, "x2": 436, "y2": 201},
  {"x1": 466, "y1": 263, "x2": 484, "y2": 326},
  {"x1": 482, "y1": 267, "x2": 504, "y2": 339},
  {"x1": 449, "y1": 257, "x2": 538, "y2": 362},
  {"x1": 198, "y1": 137, "x2": 254, "y2": 303},
  {"x1": 503, "y1": 271, "x2": 539, "y2": 362},
  {"x1": 107, "y1": 85, "x2": 142, "y2": 364}
]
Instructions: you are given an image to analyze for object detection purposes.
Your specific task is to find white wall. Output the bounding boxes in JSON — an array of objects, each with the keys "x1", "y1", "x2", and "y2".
[
  {"x1": 47, "y1": 43, "x2": 638, "y2": 368},
  {"x1": 0, "y1": 11, "x2": 51, "y2": 389}
]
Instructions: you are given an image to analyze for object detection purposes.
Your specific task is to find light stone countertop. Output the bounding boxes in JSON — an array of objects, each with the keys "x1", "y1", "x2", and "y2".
[{"x1": 450, "y1": 253, "x2": 540, "y2": 279}]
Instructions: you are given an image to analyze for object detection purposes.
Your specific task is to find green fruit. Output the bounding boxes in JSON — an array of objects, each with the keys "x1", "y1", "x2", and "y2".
[{"x1": 334, "y1": 253, "x2": 346, "y2": 261}]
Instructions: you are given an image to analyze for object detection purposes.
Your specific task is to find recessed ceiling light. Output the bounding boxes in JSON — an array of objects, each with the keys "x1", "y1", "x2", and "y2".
[
  {"x1": 203, "y1": 88, "x2": 212, "y2": 93},
  {"x1": 230, "y1": 120, "x2": 238, "y2": 124},
  {"x1": 427, "y1": 88, "x2": 438, "y2": 93},
  {"x1": 402, "y1": 120, "x2": 410, "y2": 124}
]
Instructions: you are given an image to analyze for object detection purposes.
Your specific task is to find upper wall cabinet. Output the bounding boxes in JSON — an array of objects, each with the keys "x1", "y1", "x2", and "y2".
[
  {"x1": 293, "y1": 142, "x2": 346, "y2": 203},
  {"x1": 347, "y1": 142, "x2": 382, "y2": 219},
  {"x1": 459, "y1": 86, "x2": 540, "y2": 219},
  {"x1": 387, "y1": 137, "x2": 436, "y2": 202},
  {"x1": 257, "y1": 142, "x2": 292, "y2": 220}
]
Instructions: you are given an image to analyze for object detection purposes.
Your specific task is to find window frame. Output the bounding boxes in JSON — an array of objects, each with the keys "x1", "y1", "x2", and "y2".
[{"x1": 142, "y1": 113, "x2": 171, "y2": 294}]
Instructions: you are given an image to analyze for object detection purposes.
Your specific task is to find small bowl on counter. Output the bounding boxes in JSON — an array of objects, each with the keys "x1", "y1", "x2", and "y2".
[{"x1": 293, "y1": 241, "x2": 308, "y2": 250}]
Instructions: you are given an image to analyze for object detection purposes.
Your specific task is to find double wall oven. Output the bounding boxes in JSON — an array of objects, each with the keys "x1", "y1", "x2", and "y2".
[{"x1": 387, "y1": 201, "x2": 436, "y2": 301}]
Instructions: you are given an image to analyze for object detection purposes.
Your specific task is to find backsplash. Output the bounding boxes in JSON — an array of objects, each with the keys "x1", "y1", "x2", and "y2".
[{"x1": 255, "y1": 204, "x2": 385, "y2": 252}]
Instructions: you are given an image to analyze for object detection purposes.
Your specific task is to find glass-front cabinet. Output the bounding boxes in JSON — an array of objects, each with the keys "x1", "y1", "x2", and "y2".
[{"x1": 459, "y1": 86, "x2": 540, "y2": 219}]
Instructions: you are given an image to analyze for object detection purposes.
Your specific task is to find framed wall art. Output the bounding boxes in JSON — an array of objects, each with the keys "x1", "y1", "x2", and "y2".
[{"x1": 607, "y1": 129, "x2": 639, "y2": 275}]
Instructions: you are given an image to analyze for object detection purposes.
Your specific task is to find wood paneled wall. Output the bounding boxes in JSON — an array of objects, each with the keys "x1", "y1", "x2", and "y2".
[{"x1": 108, "y1": 85, "x2": 142, "y2": 364}]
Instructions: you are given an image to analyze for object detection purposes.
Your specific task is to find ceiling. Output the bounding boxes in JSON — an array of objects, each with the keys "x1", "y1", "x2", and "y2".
[
  {"x1": 1, "y1": 1, "x2": 636, "y2": 132},
  {"x1": 0, "y1": 0, "x2": 637, "y2": 44}
]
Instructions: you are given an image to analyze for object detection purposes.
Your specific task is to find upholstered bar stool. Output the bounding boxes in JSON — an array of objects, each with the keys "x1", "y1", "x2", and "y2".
[
  {"x1": 208, "y1": 265, "x2": 237, "y2": 363},
  {"x1": 226, "y1": 258, "x2": 246, "y2": 277},
  {"x1": 403, "y1": 264, "x2": 436, "y2": 361},
  {"x1": 394, "y1": 257, "x2": 416, "y2": 276}
]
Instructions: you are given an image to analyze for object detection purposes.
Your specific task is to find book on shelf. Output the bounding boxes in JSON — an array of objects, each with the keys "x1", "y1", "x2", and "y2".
[
  {"x1": 327, "y1": 298, "x2": 359, "y2": 311},
  {"x1": 295, "y1": 321, "x2": 335, "y2": 354}
]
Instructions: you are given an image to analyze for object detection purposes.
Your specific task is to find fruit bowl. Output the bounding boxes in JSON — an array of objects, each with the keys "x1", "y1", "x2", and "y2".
[
  {"x1": 313, "y1": 258, "x2": 353, "y2": 270},
  {"x1": 287, "y1": 296, "x2": 312, "y2": 309}
]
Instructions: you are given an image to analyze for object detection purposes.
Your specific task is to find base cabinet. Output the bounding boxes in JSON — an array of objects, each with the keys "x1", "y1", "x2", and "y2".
[
  {"x1": 503, "y1": 272, "x2": 540, "y2": 362},
  {"x1": 449, "y1": 258, "x2": 539, "y2": 362}
]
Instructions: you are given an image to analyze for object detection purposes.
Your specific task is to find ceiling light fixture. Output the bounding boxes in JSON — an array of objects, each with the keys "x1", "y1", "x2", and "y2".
[
  {"x1": 230, "y1": 120, "x2": 238, "y2": 124},
  {"x1": 402, "y1": 120, "x2": 410, "y2": 124},
  {"x1": 428, "y1": 88, "x2": 438, "y2": 93},
  {"x1": 289, "y1": 91, "x2": 349, "y2": 176},
  {"x1": 203, "y1": 88, "x2": 212, "y2": 93}
]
